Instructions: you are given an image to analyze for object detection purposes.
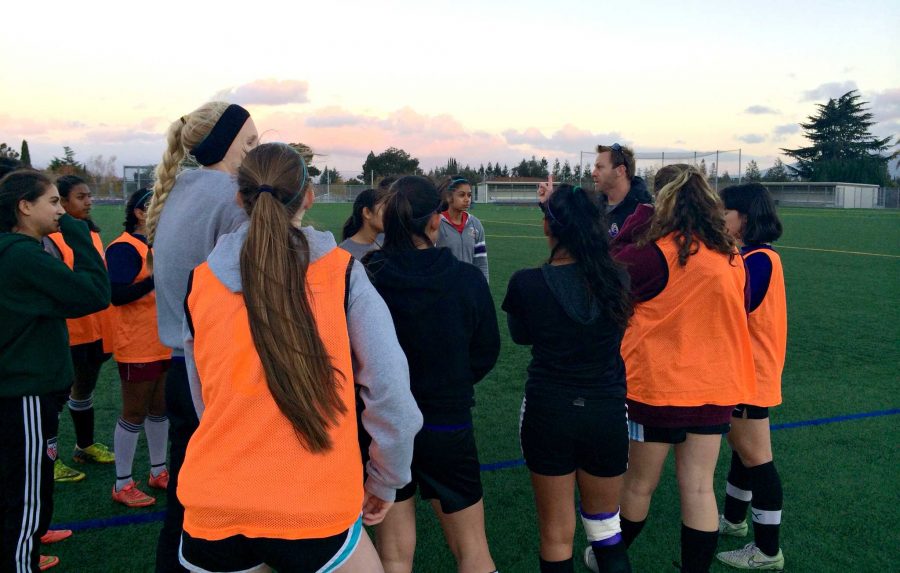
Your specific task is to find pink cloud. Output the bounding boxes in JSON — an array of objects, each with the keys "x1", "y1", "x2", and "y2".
[{"x1": 213, "y1": 79, "x2": 310, "y2": 106}]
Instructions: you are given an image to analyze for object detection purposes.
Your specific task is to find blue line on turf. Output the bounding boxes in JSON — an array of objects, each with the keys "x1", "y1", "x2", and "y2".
[
  {"x1": 51, "y1": 510, "x2": 166, "y2": 532},
  {"x1": 49, "y1": 407, "x2": 900, "y2": 533}
]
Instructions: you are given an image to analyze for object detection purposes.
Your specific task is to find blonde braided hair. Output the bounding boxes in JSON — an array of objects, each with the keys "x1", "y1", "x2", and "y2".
[{"x1": 145, "y1": 101, "x2": 231, "y2": 244}]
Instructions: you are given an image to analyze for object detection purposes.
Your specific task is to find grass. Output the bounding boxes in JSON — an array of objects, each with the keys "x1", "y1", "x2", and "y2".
[{"x1": 46, "y1": 204, "x2": 899, "y2": 572}]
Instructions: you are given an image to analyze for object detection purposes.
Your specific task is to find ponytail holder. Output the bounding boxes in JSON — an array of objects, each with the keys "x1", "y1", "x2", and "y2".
[
  {"x1": 180, "y1": 116, "x2": 187, "y2": 125},
  {"x1": 258, "y1": 185, "x2": 275, "y2": 195}
]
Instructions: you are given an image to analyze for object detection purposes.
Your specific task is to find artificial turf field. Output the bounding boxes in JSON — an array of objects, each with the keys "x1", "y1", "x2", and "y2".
[{"x1": 45, "y1": 203, "x2": 899, "y2": 572}]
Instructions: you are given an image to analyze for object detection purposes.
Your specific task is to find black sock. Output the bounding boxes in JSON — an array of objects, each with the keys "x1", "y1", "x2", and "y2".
[
  {"x1": 539, "y1": 556, "x2": 573, "y2": 573},
  {"x1": 592, "y1": 540, "x2": 632, "y2": 573},
  {"x1": 723, "y1": 450, "x2": 752, "y2": 524},
  {"x1": 69, "y1": 405, "x2": 94, "y2": 449},
  {"x1": 680, "y1": 524, "x2": 718, "y2": 573},
  {"x1": 749, "y1": 461, "x2": 782, "y2": 557},
  {"x1": 620, "y1": 516, "x2": 646, "y2": 548}
]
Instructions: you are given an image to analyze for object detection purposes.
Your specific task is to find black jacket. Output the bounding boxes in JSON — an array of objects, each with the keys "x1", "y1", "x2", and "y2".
[
  {"x1": 365, "y1": 247, "x2": 500, "y2": 424},
  {"x1": 605, "y1": 176, "x2": 652, "y2": 238}
]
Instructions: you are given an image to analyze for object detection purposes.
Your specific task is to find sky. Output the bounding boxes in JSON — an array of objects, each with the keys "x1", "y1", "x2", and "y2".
[{"x1": 2, "y1": 0, "x2": 898, "y2": 180}]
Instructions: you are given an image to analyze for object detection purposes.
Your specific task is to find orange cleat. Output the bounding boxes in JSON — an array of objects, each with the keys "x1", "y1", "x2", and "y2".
[
  {"x1": 111, "y1": 481, "x2": 156, "y2": 508},
  {"x1": 40, "y1": 529, "x2": 72, "y2": 544}
]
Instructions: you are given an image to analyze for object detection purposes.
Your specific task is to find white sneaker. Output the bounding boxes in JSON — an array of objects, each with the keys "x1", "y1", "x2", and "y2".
[
  {"x1": 717, "y1": 543, "x2": 784, "y2": 571},
  {"x1": 719, "y1": 514, "x2": 749, "y2": 537},
  {"x1": 583, "y1": 546, "x2": 599, "y2": 572}
]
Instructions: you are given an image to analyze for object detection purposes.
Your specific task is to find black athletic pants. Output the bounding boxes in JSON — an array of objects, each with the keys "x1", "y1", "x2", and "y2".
[
  {"x1": 1, "y1": 395, "x2": 57, "y2": 573},
  {"x1": 155, "y1": 359, "x2": 199, "y2": 573}
]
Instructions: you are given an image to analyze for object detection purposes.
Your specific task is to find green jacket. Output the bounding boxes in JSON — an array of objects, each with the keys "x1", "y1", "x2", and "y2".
[{"x1": 0, "y1": 215, "x2": 111, "y2": 397}]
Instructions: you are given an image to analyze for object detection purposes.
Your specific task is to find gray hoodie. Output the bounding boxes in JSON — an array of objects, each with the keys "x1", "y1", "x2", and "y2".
[
  {"x1": 183, "y1": 222, "x2": 422, "y2": 502},
  {"x1": 154, "y1": 169, "x2": 247, "y2": 353}
]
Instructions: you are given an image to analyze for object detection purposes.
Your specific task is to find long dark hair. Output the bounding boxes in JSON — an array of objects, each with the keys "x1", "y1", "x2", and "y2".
[
  {"x1": 341, "y1": 188, "x2": 386, "y2": 240},
  {"x1": 124, "y1": 188, "x2": 153, "y2": 233},
  {"x1": 380, "y1": 175, "x2": 442, "y2": 254},
  {"x1": 0, "y1": 170, "x2": 53, "y2": 232},
  {"x1": 720, "y1": 183, "x2": 783, "y2": 244},
  {"x1": 543, "y1": 185, "x2": 632, "y2": 330},
  {"x1": 436, "y1": 175, "x2": 471, "y2": 209},
  {"x1": 236, "y1": 142, "x2": 345, "y2": 453},
  {"x1": 640, "y1": 164, "x2": 735, "y2": 266}
]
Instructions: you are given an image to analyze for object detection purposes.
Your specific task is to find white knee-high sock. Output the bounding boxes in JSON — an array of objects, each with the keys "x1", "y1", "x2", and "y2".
[
  {"x1": 145, "y1": 414, "x2": 169, "y2": 477},
  {"x1": 114, "y1": 418, "x2": 142, "y2": 491}
]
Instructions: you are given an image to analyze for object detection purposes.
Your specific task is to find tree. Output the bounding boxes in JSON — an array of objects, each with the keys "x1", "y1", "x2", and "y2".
[
  {"x1": 288, "y1": 142, "x2": 320, "y2": 177},
  {"x1": 744, "y1": 160, "x2": 761, "y2": 182},
  {"x1": 48, "y1": 146, "x2": 88, "y2": 177},
  {"x1": 20, "y1": 140, "x2": 31, "y2": 167},
  {"x1": 360, "y1": 147, "x2": 420, "y2": 183},
  {"x1": 781, "y1": 90, "x2": 894, "y2": 185},
  {"x1": 318, "y1": 166, "x2": 342, "y2": 184},
  {"x1": 85, "y1": 154, "x2": 120, "y2": 197},
  {"x1": 560, "y1": 160, "x2": 573, "y2": 182},
  {"x1": 699, "y1": 158, "x2": 708, "y2": 177},
  {"x1": 0, "y1": 143, "x2": 20, "y2": 159},
  {"x1": 763, "y1": 158, "x2": 790, "y2": 182},
  {"x1": 552, "y1": 158, "x2": 561, "y2": 179}
]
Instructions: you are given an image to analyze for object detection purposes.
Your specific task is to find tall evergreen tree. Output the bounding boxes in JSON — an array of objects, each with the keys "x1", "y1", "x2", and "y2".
[
  {"x1": 20, "y1": 140, "x2": 31, "y2": 167},
  {"x1": 782, "y1": 90, "x2": 893, "y2": 184}
]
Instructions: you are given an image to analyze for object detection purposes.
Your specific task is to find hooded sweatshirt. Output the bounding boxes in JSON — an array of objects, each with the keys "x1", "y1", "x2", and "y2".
[
  {"x1": 604, "y1": 175, "x2": 652, "y2": 239},
  {"x1": 502, "y1": 263, "x2": 626, "y2": 397},
  {"x1": 154, "y1": 169, "x2": 247, "y2": 353},
  {"x1": 437, "y1": 212, "x2": 489, "y2": 283},
  {"x1": 183, "y1": 223, "x2": 422, "y2": 502},
  {"x1": 365, "y1": 247, "x2": 500, "y2": 425},
  {"x1": 0, "y1": 215, "x2": 111, "y2": 397}
]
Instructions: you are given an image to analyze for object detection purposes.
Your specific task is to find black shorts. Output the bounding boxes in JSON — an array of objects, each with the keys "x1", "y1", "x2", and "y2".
[
  {"x1": 70, "y1": 339, "x2": 111, "y2": 367},
  {"x1": 179, "y1": 516, "x2": 361, "y2": 573},
  {"x1": 395, "y1": 424, "x2": 483, "y2": 514},
  {"x1": 732, "y1": 404, "x2": 770, "y2": 420},
  {"x1": 627, "y1": 420, "x2": 731, "y2": 444},
  {"x1": 520, "y1": 386, "x2": 628, "y2": 477}
]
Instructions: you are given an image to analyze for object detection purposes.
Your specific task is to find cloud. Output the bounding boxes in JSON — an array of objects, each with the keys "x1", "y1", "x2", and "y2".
[
  {"x1": 771, "y1": 123, "x2": 801, "y2": 143},
  {"x1": 745, "y1": 105, "x2": 779, "y2": 115},
  {"x1": 869, "y1": 87, "x2": 900, "y2": 122},
  {"x1": 801, "y1": 81, "x2": 858, "y2": 101},
  {"x1": 503, "y1": 125, "x2": 623, "y2": 153},
  {"x1": 736, "y1": 133, "x2": 766, "y2": 144},
  {"x1": 305, "y1": 107, "x2": 370, "y2": 128},
  {"x1": 213, "y1": 79, "x2": 310, "y2": 106},
  {"x1": 774, "y1": 124, "x2": 801, "y2": 136}
]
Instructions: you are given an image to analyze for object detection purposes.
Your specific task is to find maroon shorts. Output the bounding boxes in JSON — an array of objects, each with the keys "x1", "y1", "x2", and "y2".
[{"x1": 117, "y1": 360, "x2": 170, "y2": 383}]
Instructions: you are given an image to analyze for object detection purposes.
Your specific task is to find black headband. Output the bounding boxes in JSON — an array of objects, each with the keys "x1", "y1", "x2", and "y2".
[{"x1": 190, "y1": 104, "x2": 250, "y2": 166}]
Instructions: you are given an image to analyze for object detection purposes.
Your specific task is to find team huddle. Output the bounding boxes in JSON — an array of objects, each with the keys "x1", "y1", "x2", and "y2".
[{"x1": 0, "y1": 101, "x2": 787, "y2": 573}]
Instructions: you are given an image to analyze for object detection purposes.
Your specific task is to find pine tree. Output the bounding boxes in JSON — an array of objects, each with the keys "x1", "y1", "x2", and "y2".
[
  {"x1": 782, "y1": 90, "x2": 893, "y2": 184},
  {"x1": 745, "y1": 160, "x2": 761, "y2": 182},
  {"x1": 764, "y1": 158, "x2": 790, "y2": 182},
  {"x1": 20, "y1": 140, "x2": 31, "y2": 167}
]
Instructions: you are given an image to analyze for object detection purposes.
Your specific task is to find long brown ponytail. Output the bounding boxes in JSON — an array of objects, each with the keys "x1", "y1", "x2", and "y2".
[{"x1": 237, "y1": 143, "x2": 344, "y2": 452}]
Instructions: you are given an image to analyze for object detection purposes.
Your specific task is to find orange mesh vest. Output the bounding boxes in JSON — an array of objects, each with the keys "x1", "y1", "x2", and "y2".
[
  {"x1": 106, "y1": 233, "x2": 171, "y2": 363},
  {"x1": 621, "y1": 234, "x2": 757, "y2": 407},
  {"x1": 179, "y1": 247, "x2": 362, "y2": 541},
  {"x1": 744, "y1": 248, "x2": 787, "y2": 407},
  {"x1": 47, "y1": 230, "x2": 113, "y2": 347}
]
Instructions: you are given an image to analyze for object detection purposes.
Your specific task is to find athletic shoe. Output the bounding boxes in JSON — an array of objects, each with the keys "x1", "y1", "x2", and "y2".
[
  {"x1": 111, "y1": 481, "x2": 156, "y2": 508},
  {"x1": 53, "y1": 459, "x2": 85, "y2": 483},
  {"x1": 583, "y1": 546, "x2": 599, "y2": 573},
  {"x1": 39, "y1": 555, "x2": 59, "y2": 571},
  {"x1": 40, "y1": 529, "x2": 72, "y2": 544},
  {"x1": 148, "y1": 469, "x2": 169, "y2": 490},
  {"x1": 717, "y1": 543, "x2": 784, "y2": 571},
  {"x1": 73, "y1": 443, "x2": 115, "y2": 464},
  {"x1": 719, "y1": 514, "x2": 749, "y2": 537}
]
